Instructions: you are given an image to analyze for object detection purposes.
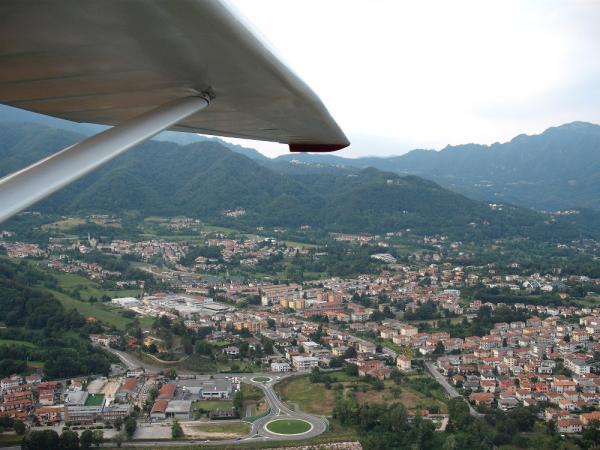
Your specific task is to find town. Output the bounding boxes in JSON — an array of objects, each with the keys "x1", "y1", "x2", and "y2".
[{"x1": 1, "y1": 213, "x2": 600, "y2": 448}]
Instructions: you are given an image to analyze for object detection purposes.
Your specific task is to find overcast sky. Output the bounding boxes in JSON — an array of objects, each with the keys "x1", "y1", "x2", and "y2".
[{"x1": 218, "y1": 0, "x2": 600, "y2": 158}]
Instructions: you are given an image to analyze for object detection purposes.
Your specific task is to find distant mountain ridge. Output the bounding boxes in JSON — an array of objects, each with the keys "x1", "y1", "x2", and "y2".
[
  {"x1": 267, "y1": 122, "x2": 600, "y2": 211},
  {"x1": 2, "y1": 122, "x2": 595, "y2": 241},
  {"x1": 1, "y1": 104, "x2": 599, "y2": 214}
]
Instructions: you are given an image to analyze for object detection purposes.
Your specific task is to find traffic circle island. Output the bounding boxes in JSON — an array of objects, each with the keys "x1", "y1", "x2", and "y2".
[
  {"x1": 251, "y1": 376, "x2": 272, "y2": 383},
  {"x1": 264, "y1": 418, "x2": 313, "y2": 435}
]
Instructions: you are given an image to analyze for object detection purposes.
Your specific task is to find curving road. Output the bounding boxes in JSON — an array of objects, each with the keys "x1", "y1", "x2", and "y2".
[
  {"x1": 424, "y1": 360, "x2": 484, "y2": 418},
  {"x1": 240, "y1": 374, "x2": 327, "y2": 441},
  {"x1": 105, "y1": 348, "x2": 328, "y2": 446}
]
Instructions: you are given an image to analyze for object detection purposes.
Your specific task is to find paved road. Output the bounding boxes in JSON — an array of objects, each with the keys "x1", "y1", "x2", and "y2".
[
  {"x1": 106, "y1": 347, "x2": 163, "y2": 373},
  {"x1": 424, "y1": 361, "x2": 484, "y2": 418},
  {"x1": 103, "y1": 349, "x2": 328, "y2": 446},
  {"x1": 241, "y1": 374, "x2": 327, "y2": 441}
]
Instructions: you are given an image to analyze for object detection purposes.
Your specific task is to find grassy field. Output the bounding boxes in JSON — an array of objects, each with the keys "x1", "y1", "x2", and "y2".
[
  {"x1": 34, "y1": 269, "x2": 148, "y2": 330},
  {"x1": 53, "y1": 271, "x2": 140, "y2": 300},
  {"x1": 0, "y1": 339, "x2": 36, "y2": 348},
  {"x1": 27, "y1": 361, "x2": 44, "y2": 369},
  {"x1": 50, "y1": 289, "x2": 132, "y2": 330},
  {"x1": 0, "y1": 433, "x2": 23, "y2": 447},
  {"x1": 275, "y1": 376, "x2": 335, "y2": 415},
  {"x1": 265, "y1": 419, "x2": 311, "y2": 435},
  {"x1": 41, "y1": 217, "x2": 86, "y2": 230},
  {"x1": 173, "y1": 354, "x2": 218, "y2": 373},
  {"x1": 354, "y1": 380, "x2": 447, "y2": 413},
  {"x1": 240, "y1": 383, "x2": 268, "y2": 417},
  {"x1": 193, "y1": 400, "x2": 234, "y2": 412},
  {"x1": 183, "y1": 422, "x2": 250, "y2": 440},
  {"x1": 240, "y1": 384, "x2": 263, "y2": 401},
  {"x1": 277, "y1": 373, "x2": 447, "y2": 416},
  {"x1": 84, "y1": 394, "x2": 105, "y2": 406},
  {"x1": 283, "y1": 240, "x2": 318, "y2": 249}
]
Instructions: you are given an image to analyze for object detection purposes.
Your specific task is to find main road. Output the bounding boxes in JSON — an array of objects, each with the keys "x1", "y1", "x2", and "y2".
[
  {"x1": 104, "y1": 349, "x2": 328, "y2": 446},
  {"x1": 424, "y1": 360, "x2": 484, "y2": 418}
]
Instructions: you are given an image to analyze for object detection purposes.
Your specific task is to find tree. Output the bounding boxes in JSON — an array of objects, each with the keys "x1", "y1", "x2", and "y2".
[
  {"x1": 233, "y1": 390, "x2": 244, "y2": 415},
  {"x1": 343, "y1": 346, "x2": 357, "y2": 359},
  {"x1": 59, "y1": 430, "x2": 80, "y2": 450},
  {"x1": 91, "y1": 430, "x2": 103, "y2": 447},
  {"x1": 390, "y1": 368, "x2": 403, "y2": 385},
  {"x1": 124, "y1": 416, "x2": 137, "y2": 439},
  {"x1": 21, "y1": 430, "x2": 60, "y2": 450},
  {"x1": 80, "y1": 430, "x2": 94, "y2": 450},
  {"x1": 13, "y1": 420, "x2": 25, "y2": 435},
  {"x1": 171, "y1": 419, "x2": 184, "y2": 439},
  {"x1": 263, "y1": 341, "x2": 274, "y2": 355},
  {"x1": 433, "y1": 341, "x2": 445, "y2": 355},
  {"x1": 309, "y1": 367, "x2": 323, "y2": 383},
  {"x1": 345, "y1": 363, "x2": 358, "y2": 377},
  {"x1": 113, "y1": 432, "x2": 125, "y2": 448}
]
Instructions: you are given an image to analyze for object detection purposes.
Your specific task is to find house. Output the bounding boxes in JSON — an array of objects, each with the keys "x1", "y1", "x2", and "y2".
[
  {"x1": 498, "y1": 397, "x2": 519, "y2": 411},
  {"x1": 580, "y1": 411, "x2": 600, "y2": 426},
  {"x1": 469, "y1": 392, "x2": 494, "y2": 407},
  {"x1": 25, "y1": 374, "x2": 42, "y2": 385},
  {"x1": 178, "y1": 379, "x2": 234, "y2": 400},
  {"x1": 223, "y1": 346, "x2": 240, "y2": 358},
  {"x1": 397, "y1": 355, "x2": 412, "y2": 371},
  {"x1": 271, "y1": 362, "x2": 291, "y2": 372},
  {"x1": 34, "y1": 405, "x2": 64, "y2": 425},
  {"x1": 291, "y1": 355, "x2": 319, "y2": 371},
  {"x1": 116, "y1": 378, "x2": 139, "y2": 401},
  {"x1": 1, "y1": 375, "x2": 22, "y2": 390},
  {"x1": 126, "y1": 367, "x2": 145, "y2": 378},
  {"x1": 358, "y1": 341, "x2": 377, "y2": 354},
  {"x1": 357, "y1": 358, "x2": 391, "y2": 380},
  {"x1": 165, "y1": 400, "x2": 192, "y2": 420},
  {"x1": 480, "y1": 380, "x2": 497, "y2": 394},
  {"x1": 557, "y1": 418, "x2": 583, "y2": 434},
  {"x1": 150, "y1": 399, "x2": 168, "y2": 420},
  {"x1": 157, "y1": 383, "x2": 176, "y2": 401}
]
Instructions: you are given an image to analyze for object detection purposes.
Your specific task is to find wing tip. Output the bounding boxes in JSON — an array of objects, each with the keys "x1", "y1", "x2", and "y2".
[{"x1": 289, "y1": 142, "x2": 349, "y2": 153}]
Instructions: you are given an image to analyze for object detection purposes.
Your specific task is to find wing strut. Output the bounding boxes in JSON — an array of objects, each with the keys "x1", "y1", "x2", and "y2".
[{"x1": 0, "y1": 96, "x2": 209, "y2": 223}]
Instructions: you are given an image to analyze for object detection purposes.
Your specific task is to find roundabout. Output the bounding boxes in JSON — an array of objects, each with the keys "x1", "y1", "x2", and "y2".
[
  {"x1": 264, "y1": 418, "x2": 313, "y2": 435},
  {"x1": 251, "y1": 376, "x2": 272, "y2": 383}
]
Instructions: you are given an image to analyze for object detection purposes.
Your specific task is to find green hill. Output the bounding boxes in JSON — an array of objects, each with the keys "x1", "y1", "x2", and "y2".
[
  {"x1": 0, "y1": 123, "x2": 596, "y2": 240},
  {"x1": 272, "y1": 122, "x2": 600, "y2": 211}
]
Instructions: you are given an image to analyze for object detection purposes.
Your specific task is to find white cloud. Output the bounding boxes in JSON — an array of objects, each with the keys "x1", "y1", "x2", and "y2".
[{"x1": 226, "y1": 0, "x2": 600, "y2": 157}]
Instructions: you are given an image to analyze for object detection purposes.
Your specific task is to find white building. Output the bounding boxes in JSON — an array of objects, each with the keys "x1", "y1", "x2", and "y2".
[
  {"x1": 291, "y1": 356, "x2": 319, "y2": 371},
  {"x1": 271, "y1": 362, "x2": 291, "y2": 372}
]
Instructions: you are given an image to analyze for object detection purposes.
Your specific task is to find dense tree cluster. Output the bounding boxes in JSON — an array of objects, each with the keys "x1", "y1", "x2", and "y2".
[{"x1": 0, "y1": 260, "x2": 113, "y2": 378}]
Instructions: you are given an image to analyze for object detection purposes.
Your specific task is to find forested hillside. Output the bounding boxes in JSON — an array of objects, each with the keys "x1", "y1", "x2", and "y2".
[
  {"x1": 0, "y1": 259, "x2": 114, "y2": 378},
  {"x1": 0, "y1": 123, "x2": 597, "y2": 240},
  {"x1": 272, "y1": 122, "x2": 600, "y2": 211}
]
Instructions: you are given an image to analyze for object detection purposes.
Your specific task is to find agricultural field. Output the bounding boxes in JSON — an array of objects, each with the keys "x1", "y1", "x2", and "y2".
[
  {"x1": 0, "y1": 339, "x2": 36, "y2": 348},
  {"x1": 181, "y1": 421, "x2": 250, "y2": 440},
  {"x1": 32, "y1": 269, "x2": 151, "y2": 330},
  {"x1": 276, "y1": 373, "x2": 448, "y2": 416},
  {"x1": 49, "y1": 289, "x2": 132, "y2": 330},
  {"x1": 275, "y1": 376, "x2": 336, "y2": 415}
]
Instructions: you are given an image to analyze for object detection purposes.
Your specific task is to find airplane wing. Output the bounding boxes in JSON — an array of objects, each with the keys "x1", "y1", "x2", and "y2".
[
  {"x1": 0, "y1": 0, "x2": 349, "y2": 222},
  {"x1": 0, "y1": 0, "x2": 349, "y2": 151}
]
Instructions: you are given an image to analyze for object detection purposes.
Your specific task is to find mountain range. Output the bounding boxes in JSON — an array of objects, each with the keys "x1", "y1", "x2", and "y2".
[
  {"x1": 264, "y1": 122, "x2": 600, "y2": 212},
  {"x1": 0, "y1": 121, "x2": 597, "y2": 241},
  {"x1": 2, "y1": 104, "x2": 599, "y2": 212}
]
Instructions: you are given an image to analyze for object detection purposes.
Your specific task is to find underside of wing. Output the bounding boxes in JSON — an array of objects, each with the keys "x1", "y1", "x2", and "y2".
[{"x1": 0, "y1": 0, "x2": 349, "y2": 152}]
